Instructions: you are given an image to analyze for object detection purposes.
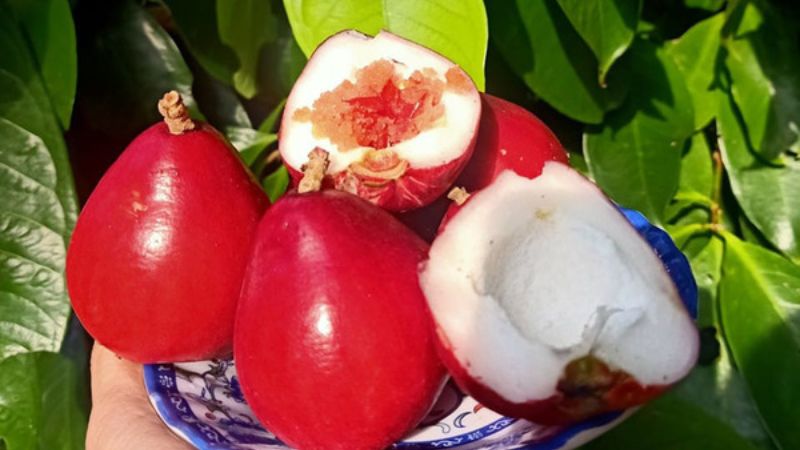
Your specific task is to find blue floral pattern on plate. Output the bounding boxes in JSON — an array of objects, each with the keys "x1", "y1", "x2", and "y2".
[{"x1": 144, "y1": 208, "x2": 696, "y2": 449}]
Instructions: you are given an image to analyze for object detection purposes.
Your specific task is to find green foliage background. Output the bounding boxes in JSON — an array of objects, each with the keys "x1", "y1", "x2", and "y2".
[{"x1": 0, "y1": 0, "x2": 798, "y2": 448}]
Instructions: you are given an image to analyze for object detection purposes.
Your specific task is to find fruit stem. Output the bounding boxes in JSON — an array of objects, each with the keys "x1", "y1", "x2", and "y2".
[
  {"x1": 447, "y1": 187, "x2": 470, "y2": 205},
  {"x1": 158, "y1": 91, "x2": 196, "y2": 135},
  {"x1": 710, "y1": 149, "x2": 724, "y2": 226},
  {"x1": 299, "y1": 148, "x2": 330, "y2": 193}
]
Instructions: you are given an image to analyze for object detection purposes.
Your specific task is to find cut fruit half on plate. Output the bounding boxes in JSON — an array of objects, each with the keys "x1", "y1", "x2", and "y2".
[{"x1": 420, "y1": 163, "x2": 700, "y2": 425}]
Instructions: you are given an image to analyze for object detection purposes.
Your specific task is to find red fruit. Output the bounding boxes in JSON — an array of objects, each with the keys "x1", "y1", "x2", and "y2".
[
  {"x1": 67, "y1": 92, "x2": 269, "y2": 363},
  {"x1": 399, "y1": 94, "x2": 568, "y2": 241},
  {"x1": 279, "y1": 30, "x2": 481, "y2": 212},
  {"x1": 419, "y1": 164, "x2": 698, "y2": 425},
  {"x1": 235, "y1": 181, "x2": 446, "y2": 450}
]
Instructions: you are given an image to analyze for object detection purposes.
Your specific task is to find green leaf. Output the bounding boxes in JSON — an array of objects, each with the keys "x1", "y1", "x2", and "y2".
[
  {"x1": 685, "y1": 0, "x2": 725, "y2": 11},
  {"x1": 257, "y1": 14, "x2": 307, "y2": 103},
  {"x1": 163, "y1": 0, "x2": 238, "y2": 85},
  {"x1": 585, "y1": 40, "x2": 694, "y2": 223},
  {"x1": 556, "y1": 0, "x2": 640, "y2": 86},
  {"x1": 717, "y1": 90, "x2": 800, "y2": 263},
  {"x1": 738, "y1": 213, "x2": 776, "y2": 251},
  {"x1": 283, "y1": 0, "x2": 488, "y2": 90},
  {"x1": 225, "y1": 126, "x2": 278, "y2": 168},
  {"x1": 489, "y1": 0, "x2": 626, "y2": 124},
  {"x1": 667, "y1": 13, "x2": 724, "y2": 130},
  {"x1": 672, "y1": 236, "x2": 775, "y2": 448},
  {"x1": 217, "y1": 0, "x2": 278, "y2": 98},
  {"x1": 720, "y1": 235, "x2": 800, "y2": 450},
  {"x1": 567, "y1": 151, "x2": 591, "y2": 178},
  {"x1": 7, "y1": 0, "x2": 77, "y2": 130},
  {"x1": 680, "y1": 132, "x2": 714, "y2": 199},
  {"x1": 0, "y1": 352, "x2": 87, "y2": 450},
  {"x1": 262, "y1": 165, "x2": 290, "y2": 203},
  {"x1": 70, "y1": 0, "x2": 198, "y2": 141},
  {"x1": 192, "y1": 68, "x2": 252, "y2": 130},
  {"x1": 665, "y1": 132, "x2": 715, "y2": 224},
  {"x1": 582, "y1": 394, "x2": 759, "y2": 450},
  {"x1": 724, "y1": 1, "x2": 800, "y2": 160},
  {"x1": 0, "y1": 0, "x2": 78, "y2": 359},
  {"x1": 258, "y1": 98, "x2": 286, "y2": 134}
]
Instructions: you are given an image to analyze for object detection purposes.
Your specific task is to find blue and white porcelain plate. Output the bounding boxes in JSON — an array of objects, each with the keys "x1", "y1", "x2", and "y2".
[
  {"x1": 144, "y1": 208, "x2": 697, "y2": 450},
  {"x1": 144, "y1": 361, "x2": 630, "y2": 450}
]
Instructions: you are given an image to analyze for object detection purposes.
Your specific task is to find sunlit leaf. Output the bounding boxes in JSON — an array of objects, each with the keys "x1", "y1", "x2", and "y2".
[
  {"x1": 724, "y1": 1, "x2": 800, "y2": 160},
  {"x1": 585, "y1": 40, "x2": 694, "y2": 223},
  {"x1": 720, "y1": 235, "x2": 800, "y2": 449},
  {"x1": 718, "y1": 90, "x2": 800, "y2": 263},
  {"x1": 671, "y1": 237, "x2": 775, "y2": 448},
  {"x1": 489, "y1": 0, "x2": 626, "y2": 123},
  {"x1": 284, "y1": 0, "x2": 488, "y2": 90},
  {"x1": 667, "y1": 13, "x2": 724, "y2": 130}
]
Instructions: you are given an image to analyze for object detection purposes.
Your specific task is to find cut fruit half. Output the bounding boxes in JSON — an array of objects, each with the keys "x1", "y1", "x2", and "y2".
[
  {"x1": 279, "y1": 30, "x2": 481, "y2": 211},
  {"x1": 419, "y1": 163, "x2": 699, "y2": 425}
]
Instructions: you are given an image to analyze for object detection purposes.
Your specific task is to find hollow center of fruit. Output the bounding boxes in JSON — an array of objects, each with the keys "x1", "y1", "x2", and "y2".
[
  {"x1": 483, "y1": 214, "x2": 646, "y2": 352},
  {"x1": 293, "y1": 59, "x2": 470, "y2": 151}
]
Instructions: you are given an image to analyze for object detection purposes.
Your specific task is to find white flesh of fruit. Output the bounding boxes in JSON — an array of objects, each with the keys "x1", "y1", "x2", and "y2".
[
  {"x1": 280, "y1": 30, "x2": 481, "y2": 173},
  {"x1": 419, "y1": 164, "x2": 698, "y2": 403}
]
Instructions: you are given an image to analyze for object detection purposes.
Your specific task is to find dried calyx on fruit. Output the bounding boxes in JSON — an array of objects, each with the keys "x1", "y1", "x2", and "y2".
[
  {"x1": 235, "y1": 152, "x2": 446, "y2": 449},
  {"x1": 67, "y1": 91, "x2": 269, "y2": 363},
  {"x1": 280, "y1": 30, "x2": 481, "y2": 212},
  {"x1": 419, "y1": 163, "x2": 699, "y2": 425}
]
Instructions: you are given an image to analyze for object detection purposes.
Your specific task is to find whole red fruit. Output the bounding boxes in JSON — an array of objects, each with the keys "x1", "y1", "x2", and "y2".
[
  {"x1": 67, "y1": 92, "x2": 269, "y2": 363},
  {"x1": 235, "y1": 190, "x2": 446, "y2": 450},
  {"x1": 399, "y1": 93, "x2": 568, "y2": 241}
]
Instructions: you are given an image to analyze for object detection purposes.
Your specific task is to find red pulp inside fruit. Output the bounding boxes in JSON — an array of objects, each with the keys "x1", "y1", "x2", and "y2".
[{"x1": 294, "y1": 59, "x2": 468, "y2": 151}]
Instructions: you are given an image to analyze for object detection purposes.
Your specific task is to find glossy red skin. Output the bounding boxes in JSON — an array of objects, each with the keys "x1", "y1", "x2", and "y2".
[
  {"x1": 67, "y1": 122, "x2": 269, "y2": 363},
  {"x1": 235, "y1": 191, "x2": 447, "y2": 450},
  {"x1": 398, "y1": 94, "x2": 568, "y2": 241},
  {"x1": 433, "y1": 326, "x2": 667, "y2": 426},
  {"x1": 285, "y1": 150, "x2": 474, "y2": 212}
]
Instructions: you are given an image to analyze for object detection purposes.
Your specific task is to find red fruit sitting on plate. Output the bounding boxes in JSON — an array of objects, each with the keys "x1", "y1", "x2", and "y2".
[
  {"x1": 419, "y1": 163, "x2": 699, "y2": 425},
  {"x1": 279, "y1": 30, "x2": 481, "y2": 212},
  {"x1": 235, "y1": 151, "x2": 446, "y2": 450},
  {"x1": 66, "y1": 92, "x2": 269, "y2": 363},
  {"x1": 399, "y1": 94, "x2": 568, "y2": 241}
]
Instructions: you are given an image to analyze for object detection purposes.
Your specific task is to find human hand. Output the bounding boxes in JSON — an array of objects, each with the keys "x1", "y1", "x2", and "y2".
[{"x1": 86, "y1": 343, "x2": 192, "y2": 450}]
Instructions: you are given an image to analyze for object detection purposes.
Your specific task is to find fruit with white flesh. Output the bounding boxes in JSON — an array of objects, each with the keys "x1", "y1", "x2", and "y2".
[
  {"x1": 419, "y1": 163, "x2": 699, "y2": 425},
  {"x1": 279, "y1": 30, "x2": 481, "y2": 212}
]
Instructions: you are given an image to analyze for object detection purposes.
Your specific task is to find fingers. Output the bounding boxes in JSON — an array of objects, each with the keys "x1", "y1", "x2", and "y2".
[{"x1": 86, "y1": 343, "x2": 192, "y2": 450}]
